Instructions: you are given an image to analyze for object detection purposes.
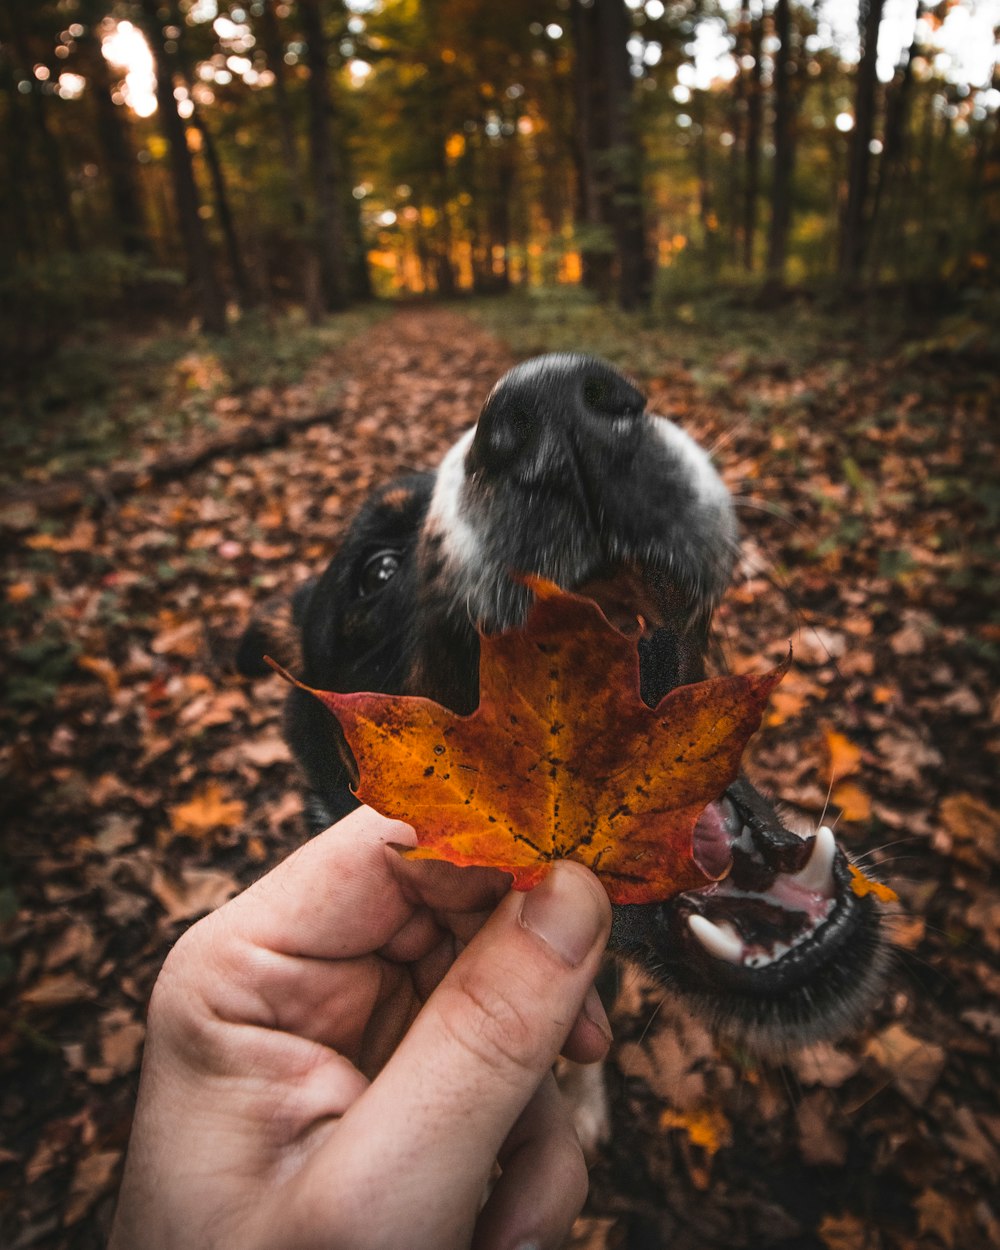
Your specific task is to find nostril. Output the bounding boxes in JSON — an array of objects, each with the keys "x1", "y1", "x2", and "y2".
[
  {"x1": 468, "y1": 395, "x2": 536, "y2": 473},
  {"x1": 581, "y1": 371, "x2": 646, "y2": 420}
]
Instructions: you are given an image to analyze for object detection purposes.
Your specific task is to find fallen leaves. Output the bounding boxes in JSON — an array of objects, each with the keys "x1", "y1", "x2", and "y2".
[
  {"x1": 168, "y1": 782, "x2": 246, "y2": 840},
  {"x1": 3, "y1": 305, "x2": 999, "y2": 1250},
  {"x1": 284, "y1": 581, "x2": 787, "y2": 904},
  {"x1": 864, "y1": 1023, "x2": 947, "y2": 1105}
]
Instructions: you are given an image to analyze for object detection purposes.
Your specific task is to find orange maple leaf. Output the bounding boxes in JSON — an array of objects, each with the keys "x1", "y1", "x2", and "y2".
[{"x1": 272, "y1": 583, "x2": 787, "y2": 905}]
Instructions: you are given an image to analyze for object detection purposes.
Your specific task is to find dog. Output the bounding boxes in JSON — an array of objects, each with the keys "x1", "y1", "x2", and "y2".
[{"x1": 237, "y1": 353, "x2": 887, "y2": 1052}]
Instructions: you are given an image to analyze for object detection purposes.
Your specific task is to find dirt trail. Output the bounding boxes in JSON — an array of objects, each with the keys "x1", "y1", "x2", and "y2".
[{"x1": 3, "y1": 306, "x2": 998, "y2": 1250}]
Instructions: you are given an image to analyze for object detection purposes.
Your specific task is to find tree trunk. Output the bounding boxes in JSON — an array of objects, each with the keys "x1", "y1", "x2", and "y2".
[
  {"x1": 694, "y1": 89, "x2": 718, "y2": 275},
  {"x1": 0, "y1": 55, "x2": 38, "y2": 259},
  {"x1": 766, "y1": 0, "x2": 794, "y2": 283},
  {"x1": 76, "y1": 23, "x2": 149, "y2": 256},
  {"x1": 258, "y1": 0, "x2": 322, "y2": 320},
  {"x1": 7, "y1": 0, "x2": 80, "y2": 252},
  {"x1": 839, "y1": 0, "x2": 887, "y2": 283},
  {"x1": 868, "y1": 0, "x2": 922, "y2": 282},
  {"x1": 299, "y1": 0, "x2": 350, "y2": 311},
  {"x1": 187, "y1": 103, "x2": 252, "y2": 304},
  {"x1": 727, "y1": 5, "x2": 749, "y2": 264},
  {"x1": 742, "y1": 3, "x2": 763, "y2": 273},
  {"x1": 571, "y1": 0, "x2": 651, "y2": 309},
  {"x1": 138, "y1": 0, "x2": 227, "y2": 333},
  {"x1": 598, "y1": 0, "x2": 651, "y2": 309},
  {"x1": 570, "y1": 0, "x2": 614, "y2": 299}
]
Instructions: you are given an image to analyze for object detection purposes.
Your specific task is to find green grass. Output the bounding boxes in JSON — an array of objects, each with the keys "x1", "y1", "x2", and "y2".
[
  {"x1": 463, "y1": 281, "x2": 971, "y2": 382},
  {"x1": 0, "y1": 304, "x2": 385, "y2": 487}
]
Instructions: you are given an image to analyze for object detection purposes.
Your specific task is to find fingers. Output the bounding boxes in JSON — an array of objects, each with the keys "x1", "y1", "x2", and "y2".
[
  {"x1": 315, "y1": 861, "x2": 611, "y2": 1246},
  {"x1": 561, "y1": 983, "x2": 613, "y2": 1065},
  {"x1": 473, "y1": 1073, "x2": 589, "y2": 1250}
]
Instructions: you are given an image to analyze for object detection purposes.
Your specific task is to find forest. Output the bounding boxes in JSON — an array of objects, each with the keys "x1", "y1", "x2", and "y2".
[
  {"x1": 1, "y1": 0, "x2": 997, "y2": 349},
  {"x1": 2, "y1": 2, "x2": 999, "y2": 1249}
]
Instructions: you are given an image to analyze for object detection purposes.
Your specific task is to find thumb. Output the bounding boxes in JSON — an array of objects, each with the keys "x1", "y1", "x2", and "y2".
[{"x1": 330, "y1": 861, "x2": 611, "y2": 1238}]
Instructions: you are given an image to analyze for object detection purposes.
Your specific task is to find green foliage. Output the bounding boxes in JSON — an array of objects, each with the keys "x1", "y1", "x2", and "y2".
[
  {"x1": 0, "y1": 305, "x2": 385, "y2": 485},
  {"x1": 0, "y1": 250, "x2": 184, "y2": 368}
]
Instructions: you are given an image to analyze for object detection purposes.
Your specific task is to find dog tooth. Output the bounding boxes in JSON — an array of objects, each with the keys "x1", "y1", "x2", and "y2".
[
  {"x1": 688, "y1": 914, "x2": 744, "y2": 964},
  {"x1": 791, "y1": 824, "x2": 836, "y2": 895}
]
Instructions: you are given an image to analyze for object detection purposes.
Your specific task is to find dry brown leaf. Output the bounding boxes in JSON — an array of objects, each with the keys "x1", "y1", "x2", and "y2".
[
  {"x1": 65, "y1": 1150, "x2": 120, "y2": 1225},
  {"x1": 150, "y1": 865, "x2": 240, "y2": 922},
  {"x1": 151, "y1": 617, "x2": 203, "y2": 657},
  {"x1": 100, "y1": 1018, "x2": 146, "y2": 1075},
  {"x1": 914, "y1": 1188, "x2": 959, "y2": 1250},
  {"x1": 240, "y1": 734, "x2": 292, "y2": 768},
  {"x1": 791, "y1": 1042, "x2": 863, "y2": 1088},
  {"x1": 865, "y1": 1023, "x2": 946, "y2": 1105},
  {"x1": 939, "y1": 793, "x2": 999, "y2": 866},
  {"x1": 77, "y1": 655, "x2": 120, "y2": 697},
  {"x1": 796, "y1": 1090, "x2": 847, "y2": 1166},
  {"x1": 818, "y1": 1213, "x2": 869, "y2": 1250},
  {"x1": 21, "y1": 972, "x2": 96, "y2": 1009}
]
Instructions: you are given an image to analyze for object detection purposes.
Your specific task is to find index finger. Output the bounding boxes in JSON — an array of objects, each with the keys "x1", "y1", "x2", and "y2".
[{"x1": 225, "y1": 806, "x2": 508, "y2": 961}]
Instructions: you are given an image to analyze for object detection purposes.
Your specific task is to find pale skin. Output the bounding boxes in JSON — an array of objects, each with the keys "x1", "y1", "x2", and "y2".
[{"x1": 110, "y1": 806, "x2": 614, "y2": 1250}]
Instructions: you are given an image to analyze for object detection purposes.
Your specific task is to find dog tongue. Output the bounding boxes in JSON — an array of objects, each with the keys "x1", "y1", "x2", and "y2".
[{"x1": 692, "y1": 801, "x2": 736, "y2": 877}]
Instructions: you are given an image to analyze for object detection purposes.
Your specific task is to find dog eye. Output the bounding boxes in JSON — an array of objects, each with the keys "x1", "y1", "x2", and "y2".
[{"x1": 358, "y1": 549, "x2": 402, "y2": 597}]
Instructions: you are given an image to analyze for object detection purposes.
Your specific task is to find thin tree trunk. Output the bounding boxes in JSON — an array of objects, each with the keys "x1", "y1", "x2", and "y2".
[
  {"x1": 7, "y1": 0, "x2": 80, "y2": 252},
  {"x1": 570, "y1": 0, "x2": 614, "y2": 299},
  {"x1": 76, "y1": 22, "x2": 149, "y2": 255},
  {"x1": 728, "y1": 5, "x2": 749, "y2": 264},
  {"x1": 138, "y1": 0, "x2": 227, "y2": 332},
  {"x1": 258, "y1": 0, "x2": 322, "y2": 320},
  {"x1": 742, "y1": 3, "x2": 763, "y2": 273},
  {"x1": 694, "y1": 89, "x2": 718, "y2": 275},
  {"x1": 571, "y1": 0, "x2": 651, "y2": 309},
  {"x1": 766, "y1": 0, "x2": 794, "y2": 283},
  {"x1": 299, "y1": 0, "x2": 350, "y2": 311},
  {"x1": 869, "y1": 0, "x2": 922, "y2": 283},
  {"x1": 839, "y1": 0, "x2": 887, "y2": 282},
  {"x1": 596, "y1": 0, "x2": 651, "y2": 309},
  {"x1": 0, "y1": 56, "x2": 38, "y2": 258},
  {"x1": 187, "y1": 103, "x2": 252, "y2": 304}
]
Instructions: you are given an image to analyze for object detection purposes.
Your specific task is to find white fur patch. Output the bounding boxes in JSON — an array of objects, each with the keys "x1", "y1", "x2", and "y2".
[
  {"x1": 650, "y1": 415, "x2": 730, "y2": 510},
  {"x1": 425, "y1": 427, "x2": 480, "y2": 569}
]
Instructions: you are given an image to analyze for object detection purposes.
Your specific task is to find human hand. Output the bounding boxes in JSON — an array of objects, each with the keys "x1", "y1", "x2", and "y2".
[{"x1": 110, "y1": 806, "x2": 613, "y2": 1250}]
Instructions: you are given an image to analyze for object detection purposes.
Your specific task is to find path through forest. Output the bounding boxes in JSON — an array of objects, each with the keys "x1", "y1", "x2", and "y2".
[{"x1": 2, "y1": 305, "x2": 998, "y2": 1249}]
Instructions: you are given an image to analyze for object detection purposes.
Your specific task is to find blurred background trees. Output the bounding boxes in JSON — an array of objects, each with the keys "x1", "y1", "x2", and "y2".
[{"x1": 1, "y1": 0, "x2": 996, "y2": 354}]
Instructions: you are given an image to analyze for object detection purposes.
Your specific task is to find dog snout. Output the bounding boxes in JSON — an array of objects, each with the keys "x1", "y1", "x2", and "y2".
[{"x1": 467, "y1": 354, "x2": 646, "y2": 477}]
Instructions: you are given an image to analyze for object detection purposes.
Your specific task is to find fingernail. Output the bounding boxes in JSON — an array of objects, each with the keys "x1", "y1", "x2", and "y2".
[
  {"x1": 519, "y1": 863, "x2": 607, "y2": 968},
  {"x1": 582, "y1": 982, "x2": 613, "y2": 1044}
]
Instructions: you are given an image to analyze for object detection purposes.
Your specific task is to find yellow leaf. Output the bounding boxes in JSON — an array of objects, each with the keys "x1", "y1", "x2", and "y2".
[
  {"x1": 169, "y1": 782, "x2": 245, "y2": 839},
  {"x1": 849, "y1": 863, "x2": 897, "y2": 904},
  {"x1": 832, "y1": 780, "x2": 870, "y2": 822},
  {"x1": 658, "y1": 1106, "x2": 731, "y2": 1157},
  {"x1": 823, "y1": 728, "x2": 862, "y2": 785}
]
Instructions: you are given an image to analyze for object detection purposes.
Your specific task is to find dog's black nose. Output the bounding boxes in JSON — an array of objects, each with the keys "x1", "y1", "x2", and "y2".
[{"x1": 469, "y1": 353, "x2": 646, "y2": 475}]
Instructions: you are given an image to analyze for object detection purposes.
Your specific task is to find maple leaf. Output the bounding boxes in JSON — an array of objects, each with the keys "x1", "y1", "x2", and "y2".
[{"x1": 272, "y1": 582, "x2": 787, "y2": 904}]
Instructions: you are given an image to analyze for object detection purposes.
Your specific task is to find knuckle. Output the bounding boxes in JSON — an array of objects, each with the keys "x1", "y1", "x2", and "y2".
[{"x1": 442, "y1": 964, "x2": 546, "y2": 1077}]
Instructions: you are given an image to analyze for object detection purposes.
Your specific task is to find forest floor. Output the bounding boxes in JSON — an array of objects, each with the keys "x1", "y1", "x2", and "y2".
[{"x1": 1, "y1": 291, "x2": 998, "y2": 1249}]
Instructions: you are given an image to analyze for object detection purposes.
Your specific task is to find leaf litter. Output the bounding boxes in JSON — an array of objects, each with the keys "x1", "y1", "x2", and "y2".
[{"x1": 1, "y1": 305, "x2": 998, "y2": 1249}]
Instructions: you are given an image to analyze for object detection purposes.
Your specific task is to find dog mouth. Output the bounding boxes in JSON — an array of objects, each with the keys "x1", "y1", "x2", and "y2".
[{"x1": 687, "y1": 787, "x2": 846, "y2": 978}]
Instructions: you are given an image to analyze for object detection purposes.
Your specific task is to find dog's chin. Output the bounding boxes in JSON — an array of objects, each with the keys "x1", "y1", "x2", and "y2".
[{"x1": 610, "y1": 781, "x2": 889, "y2": 1053}]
